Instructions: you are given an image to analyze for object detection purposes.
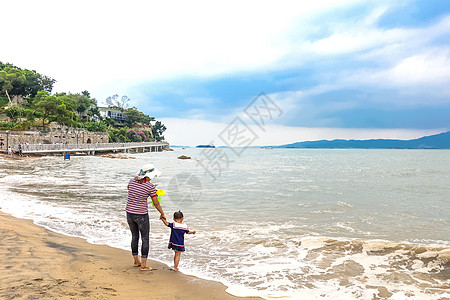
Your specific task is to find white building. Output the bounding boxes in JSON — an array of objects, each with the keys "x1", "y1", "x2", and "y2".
[{"x1": 98, "y1": 107, "x2": 126, "y2": 122}]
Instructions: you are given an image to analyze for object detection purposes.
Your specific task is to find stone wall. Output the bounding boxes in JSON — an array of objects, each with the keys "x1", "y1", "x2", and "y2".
[{"x1": 0, "y1": 129, "x2": 109, "y2": 149}]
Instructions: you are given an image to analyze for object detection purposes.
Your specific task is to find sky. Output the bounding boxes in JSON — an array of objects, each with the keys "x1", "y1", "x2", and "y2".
[{"x1": 2, "y1": 0, "x2": 450, "y2": 146}]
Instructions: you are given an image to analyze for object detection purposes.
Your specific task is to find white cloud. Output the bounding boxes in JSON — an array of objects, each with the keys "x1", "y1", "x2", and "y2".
[
  {"x1": 282, "y1": 14, "x2": 450, "y2": 103},
  {"x1": 161, "y1": 117, "x2": 444, "y2": 146},
  {"x1": 1, "y1": 0, "x2": 367, "y2": 101},
  {"x1": 3, "y1": 0, "x2": 450, "y2": 143},
  {"x1": 339, "y1": 50, "x2": 450, "y2": 100},
  {"x1": 292, "y1": 10, "x2": 450, "y2": 73},
  {"x1": 372, "y1": 52, "x2": 450, "y2": 86},
  {"x1": 340, "y1": 17, "x2": 450, "y2": 92},
  {"x1": 298, "y1": 27, "x2": 409, "y2": 57}
]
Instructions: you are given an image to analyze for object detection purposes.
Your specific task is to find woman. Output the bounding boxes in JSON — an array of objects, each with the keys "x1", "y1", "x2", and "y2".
[{"x1": 126, "y1": 164, "x2": 166, "y2": 271}]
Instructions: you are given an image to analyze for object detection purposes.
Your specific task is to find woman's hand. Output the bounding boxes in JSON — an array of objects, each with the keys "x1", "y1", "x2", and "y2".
[{"x1": 160, "y1": 214, "x2": 169, "y2": 226}]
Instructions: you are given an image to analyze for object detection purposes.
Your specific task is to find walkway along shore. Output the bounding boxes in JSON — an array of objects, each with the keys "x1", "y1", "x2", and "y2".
[{"x1": 2, "y1": 141, "x2": 170, "y2": 156}]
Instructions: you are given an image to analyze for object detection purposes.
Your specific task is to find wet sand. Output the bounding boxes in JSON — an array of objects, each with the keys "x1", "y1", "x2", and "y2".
[{"x1": 0, "y1": 212, "x2": 261, "y2": 300}]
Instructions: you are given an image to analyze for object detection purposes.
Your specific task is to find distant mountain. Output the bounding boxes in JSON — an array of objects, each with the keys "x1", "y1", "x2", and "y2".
[{"x1": 277, "y1": 131, "x2": 450, "y2": 149}]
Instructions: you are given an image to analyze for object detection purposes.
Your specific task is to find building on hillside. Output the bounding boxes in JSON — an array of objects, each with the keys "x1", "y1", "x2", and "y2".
[
  {"x1": 79, "y1": 112, "x2": 100, "y2": 122},
  {"x1": 98, "y1": 107, "x2": 126, "y2": 122},
  {"x1": 79, "y1": 105, "x2": 100, "y2": 122}
]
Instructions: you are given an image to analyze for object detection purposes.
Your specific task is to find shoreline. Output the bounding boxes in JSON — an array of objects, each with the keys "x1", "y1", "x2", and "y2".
[{"x1": 0, "y1": 211, "x2": 261, "y2": 300}]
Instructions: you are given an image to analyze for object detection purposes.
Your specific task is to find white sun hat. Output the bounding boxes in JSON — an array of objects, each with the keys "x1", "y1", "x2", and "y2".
[{"x1": 136, "y1": 163, "x2": 161, "y2": 179}]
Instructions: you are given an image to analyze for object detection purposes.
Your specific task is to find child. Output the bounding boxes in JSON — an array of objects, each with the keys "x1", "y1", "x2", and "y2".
[{"x1": 160, "y1": 211, "x2": 195, "y2": 271}]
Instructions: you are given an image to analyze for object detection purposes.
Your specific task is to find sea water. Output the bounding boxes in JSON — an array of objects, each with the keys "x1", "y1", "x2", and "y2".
[{"x1": 0, "y1": 149, "x2": 449, "y2": 299}]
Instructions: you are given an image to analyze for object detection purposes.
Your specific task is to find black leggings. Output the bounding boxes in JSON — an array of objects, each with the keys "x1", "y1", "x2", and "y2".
[{"x1": 126, "y1": 212, "x2": 150, "y2": 258}]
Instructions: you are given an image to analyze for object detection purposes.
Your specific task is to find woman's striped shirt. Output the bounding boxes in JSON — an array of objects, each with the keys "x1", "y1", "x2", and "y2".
[{"x1": 126, "y1": 178, "x2": 157, "y2": 214}]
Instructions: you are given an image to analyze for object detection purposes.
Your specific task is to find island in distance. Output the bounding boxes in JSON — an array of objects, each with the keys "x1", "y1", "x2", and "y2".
[{"x1": 274, "y1": 131, "x2": 450, "y2": 149}]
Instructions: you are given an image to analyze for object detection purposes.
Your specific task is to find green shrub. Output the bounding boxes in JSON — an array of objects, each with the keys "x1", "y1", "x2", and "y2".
[
  {"x1": 13, "y1": 120, "x2": 35, "y2": 130},
  {"x1": 84, "y1": 120, "x2": 108, "y2": 132},
  {"x1": 0, "y1": 95, "x2": 8, "y2": 106},
  {"x1": 0, "y1": 122, "x2": 15, "y2": 130}
]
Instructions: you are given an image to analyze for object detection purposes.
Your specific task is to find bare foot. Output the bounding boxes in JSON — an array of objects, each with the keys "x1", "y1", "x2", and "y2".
[
  {"x1": 140, "y1": 266, "x2": 152, "y2": 271},
  {"x1": 173, "y1": 267, "x2": 179, "y2": 272},
  {"x1": 133, "y1": 255, "x2": 141, "y2": 267}
]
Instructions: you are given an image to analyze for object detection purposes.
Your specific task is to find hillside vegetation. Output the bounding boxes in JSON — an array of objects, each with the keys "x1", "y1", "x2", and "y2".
[{"x1": 0, "y1": 61, "x2": 165, "y2": 142}]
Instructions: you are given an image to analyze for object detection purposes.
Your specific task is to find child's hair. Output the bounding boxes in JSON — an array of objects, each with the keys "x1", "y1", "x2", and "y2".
[{"x1": 173, "y1": 210, "x2": 184, "y2": 220}]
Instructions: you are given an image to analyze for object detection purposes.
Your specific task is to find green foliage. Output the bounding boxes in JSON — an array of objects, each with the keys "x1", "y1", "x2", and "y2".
[
  {"x1": 1, "y1": 61, "x2": 167, "y2": 141},
  {"x1": 152, "y1": 121, "x2": 166, "y2": 141},
  {"x1": 13, "y1": 120, "x2": 36, "y2": 131},
  {"x1": 54, "y1": 102, "x2": 76, "y2": 127},
  {"x1": 0, "y1": 62, "x2": 55, "y2": 102},
  {"x1": 22, "y1": 69, "x2": 55, "y2": 96},
  {"x1": 34, "y1": 91, "x2": 58, "y2": 126},
  {"x1": 0, "y1": 94, "x2": 8, "y2": 106},
  {"x1": 24, "y1": 108, "x2": 36, "y2": 122},
  {"x1": 123, "y1": 106, "x2": 154, "y2": 127},
  {"x1": 6, "y1": 105, "x2": 24, "y2": 121},
  {"x1": 125, "y1": 129, "x2": 153, "y2": 142},
  {"x1": 0, "y1": 121, "x2": 15, "y2": 130},
  {"x1": 0, "y1": 120, "x2": 35, "y2": 130},
  {"x1": 108, "y1": 131, "x2": 116, "y2": 142},
  {"x1": 103, "y1": 117, "x2": 116, "y2": 128},
  {"x1": 107, "y1": 127, "x2": 155, "y2": 142},
  {"x1": 87, "y1": 105, "x2": 100, "y2": 118},
  {"x1": 0, "y1": 67, "x2": 25, "y2": 103},
  {"x1": 55, "y1": 92, "x2": 92, "y2": 114},
  {"x1": 108, "y1": 128, "x2": 132, "y2": 143},
  {"x1": 84, "y1": 120, "x2": 108, "y2": 132},
  {"x1": 34, "y1": 91, "x2": 75, "y2": 127}
]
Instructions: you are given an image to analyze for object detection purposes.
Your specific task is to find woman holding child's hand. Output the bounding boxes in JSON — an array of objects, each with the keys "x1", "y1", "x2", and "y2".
[{"x1": 125, "y1": 164, "x2": 166, "y2": 271}]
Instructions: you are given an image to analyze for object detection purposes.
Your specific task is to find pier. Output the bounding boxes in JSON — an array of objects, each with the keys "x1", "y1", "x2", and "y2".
[{"x1": 11, "y1": 141, "x2": 169, "y2": 155}]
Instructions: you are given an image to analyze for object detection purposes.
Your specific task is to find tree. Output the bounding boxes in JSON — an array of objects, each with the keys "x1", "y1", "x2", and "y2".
[
  {"x1": 24, "y1": 108, "x2": 36, "y2": 123},
  {"x1": 22, "y1": 69, "x2": 55, "y2": 97},
  {"x1": 0, "y1": 67, "x2": 25, "y2": 105},
  {"x1": 56, "y1": 92, "x2": 91, "y2": 114},
  {"x1": 84, "y1": 120, "x2": 108, "y2": 132},
  {"x1": 105, "y1": 94, "x2": 117, "y2": 107},
  {"x1": 108, "y1": 128, "x2": 132, "y2": 142},
  {"x1": 54, "y1": 102, "x2": 76, "y2": 127},
  {"x1": 124, "y1": 106, "x2": 154, "y2": 127},
  {"x1": 87, "y1": 105, "x2": 100, "y2": 119},
  {"x1": 6, "y1": 105, "x2": 24, "y2": 122},
  {"x1": 34, "y1": 91, "x2": 74, "y2": 127},
  {"x1": 34, "y1": 91, "x2": 59, "y2": 127},
  {"x1": 152, "y1": 121, "x2": 166, "y2": 141},
  {"x1": 0, "y1": 62, "x2": 55, "y2": 102},
  {"x1": 106, "y1": 94, "x2": 130, "y2": 112}
]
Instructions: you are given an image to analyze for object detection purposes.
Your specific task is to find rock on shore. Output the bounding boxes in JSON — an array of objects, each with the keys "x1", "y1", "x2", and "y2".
[{"x1": 177, "y1": 155, "x2": 191, "y2": 159}]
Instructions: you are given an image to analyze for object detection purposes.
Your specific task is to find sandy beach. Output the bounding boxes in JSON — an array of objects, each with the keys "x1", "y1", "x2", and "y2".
[{"x1": 0, "y1": 212, "x2": 261, "y2": 300}]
